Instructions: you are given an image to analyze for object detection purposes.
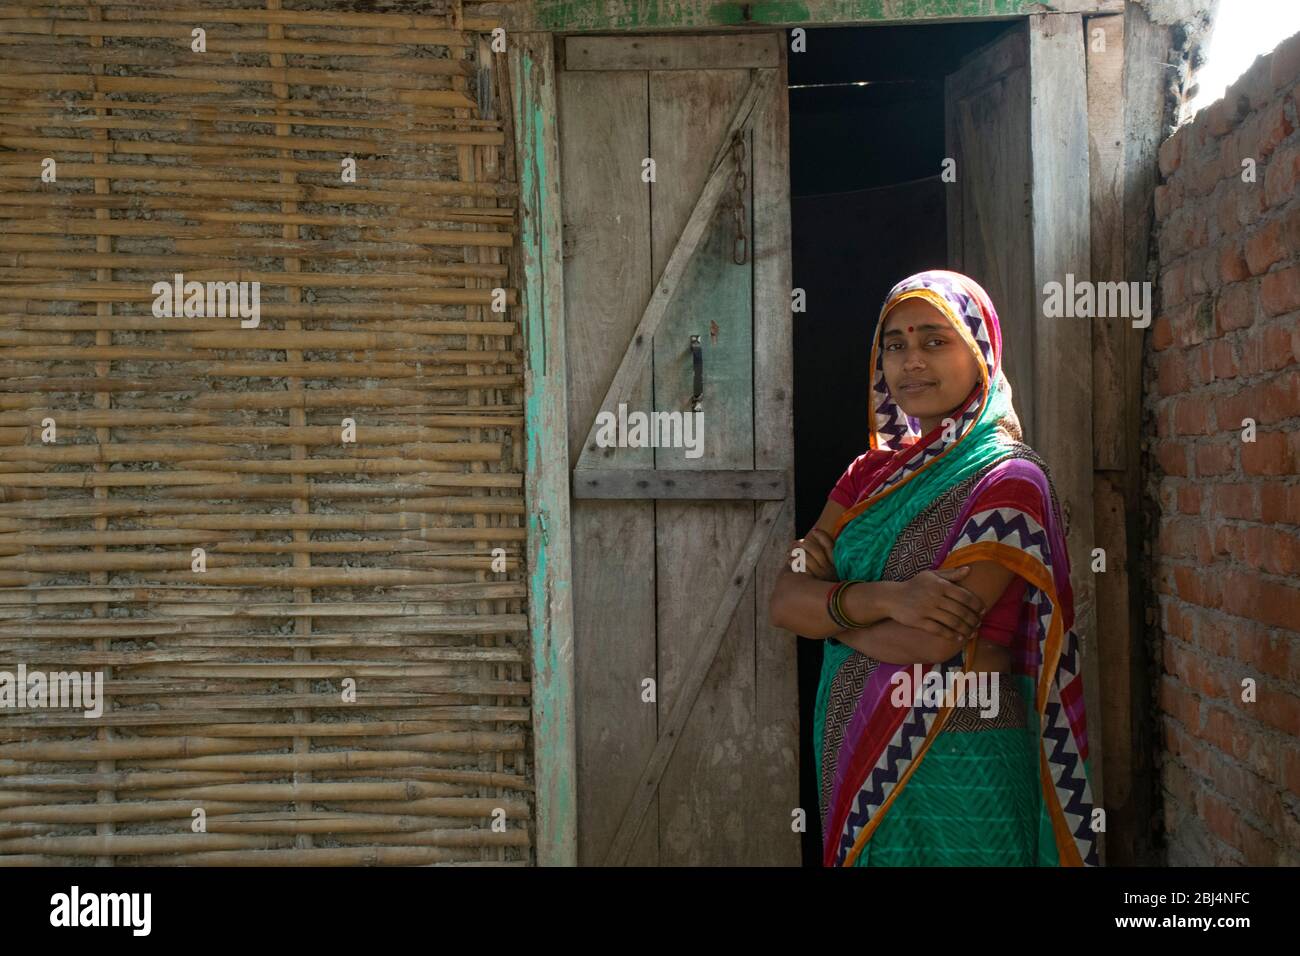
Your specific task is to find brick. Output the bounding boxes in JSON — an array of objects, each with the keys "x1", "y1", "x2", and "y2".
[
  {"x1": 1218, "y1": 239, "x2": 1251, "y2": 283},
  {"x1": 1284, "y1": 201, "x2": 1300, "y2": 255},
  {"x1": 1237, "y1": 322, "x2": 1298, "y2": 376},
  {"x1": 1259, "y1": 366, "x2": 1300, "y2": 422},
  {"x1": 1190, "y1": 645, "x2": 1233, "y2": 696},
  {"x1": 1255, "y1": 98, "x2": 1296, "y2": 160},
  {"x1": 1270, "y1": 29, "x2": 1300, "y2": 90},
  {"x1": 1174, "y1": 395, "x2": 1209, "y2": 435},
  {"x1": 1178, "y1": 295, "x2": 1217, "y2": 345},
  {"x1": 1160, "y1": 261, "x2": 1186, "y2": 309},
  {"x1": 1192, "y1": 144, "x2": 1226, "y2": 196},
  {"x1": 1192, "y1": 610, "x2": 1236, "y2": 657},
  {"x1": 1195, "y1": 441, "x2": 1236, "y2": 476},
  {"x1": 1159, "y1": 673, "x2": 1202, "y2": 729},
  {"x1": 1214, "y1": 279, "x2": 1258, "y2": 334},
  {"x1": 1284, "y1": 745, "x2": 1300, "y2": 794},
  {"x1": 1212, "y1": 521, "x2": 1237, "y2": 558},
  {"x1": 1151, "y1": 313, "x2": 1174, "y2": 350},
  {"x1": 1252, "y1": 575, "x2": 1300, "y2": 630},
  {"x1": 1264, "y1": 143, "x2": 1300, "y2": 207},
  {"x1": 1217, "y1": 384, "x2": 1255, "y2": 432},
  {"x1": 1260, "y1": 264, "x2": 1300, "y2": 316},
  {"x1": 1212, "y1": 482, "x2": 1258, "y2": 520},
  {"x1": 1245, "y1": 52, "x2": 1282, "y2": 111},
  {"x1": 1214, "y1": 187, "x2": 1241, "y2": 237},
  {"x1": 1176, "y1": 483, "x2": 1202, "y2": 515},
  {"x1": 1260, "y1": 483, "x2": 1300, "y2": 524},
  {"x1": 1248, "y1": 524, "x2": 1300, "y2": 576},
  {"x1": 1195, "y1": 117, "x2": 1214, "y2": 151},
  {"x1": 1236, "y1": 628, "x2": 1296, "y2": 681},
  {"x1": 1237, "y1": 180, "x2": 1268, "y2": 228},
  {"x1": 1175, "y1": 517, "x2": 1213, "y2": 562},
  {"x1": 1174, "y1": 565, "x2": 1205, "y2": 604},
  {"x1": 1238, "y1": 818, "x2": 1285, "y2": 866},
  {"x1": 1211, "y1": 339, "x2": 1239, "y2": 380},
  {"x1": 1253, "y1": 684, "x2": 1300, "y2": 735},
  {"x1": 1200, "y1": 789, "x2": 1241, "y2": 846},
  {"x1": 1155, "y1": 349, "x2": 1190, "y2": 396},
  {"x1": 1206, "y1": 750, "x2": 1283, "y2": 832},
  {"x1": 1164, "y1": 601, "x2": 1193, "y2": 640},
  {"x1": 1219, "y1": 127, "x2": 1247, "y2": 179},
  {"x1": 1194, "y1": 346, "x2": 1213, "y2": 388},
  {"x1": 1244, "y1": 218, "x2": 1287, "y2": 275},
  {"x1": 1241, "y1": 429, "x2": 1297, "y2": 475},
  {"x1": 1156, "y1": 439, "x2": 1189, "y2": 476},
  {"x1": 1207, "y1": 93, "x2": 1249, "y2": 138},
  {"x1": 1200, "y1": 705, "x2": 1252, "y2": 761},
  {"x1": 1220, "y1": 569, "x2": 1264, "y2": 620}
]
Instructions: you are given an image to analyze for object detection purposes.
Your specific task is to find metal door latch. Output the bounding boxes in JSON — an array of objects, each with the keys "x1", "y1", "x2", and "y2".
[{"x1": 690, "y1": 334, "x2": 703, "y2": 412}]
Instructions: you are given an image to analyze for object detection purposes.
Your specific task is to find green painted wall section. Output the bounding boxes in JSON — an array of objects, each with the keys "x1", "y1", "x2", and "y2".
[{"x1": 534, "y1": 0, "x2": 1059, "y2": 31}]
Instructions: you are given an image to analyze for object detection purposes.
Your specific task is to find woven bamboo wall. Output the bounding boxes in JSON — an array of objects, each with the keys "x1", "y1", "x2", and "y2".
[{"x1": 0, "y1": 0, "x2": 530, "y2": 864}]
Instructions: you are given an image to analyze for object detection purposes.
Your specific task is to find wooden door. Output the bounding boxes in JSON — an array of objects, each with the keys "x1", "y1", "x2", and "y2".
[
  {"x1": 557, "y1": 33, "x2": 798, "y2": 865},
  {"x1": 944, "y1": 15, "x2": 1104, "y2": 833}
]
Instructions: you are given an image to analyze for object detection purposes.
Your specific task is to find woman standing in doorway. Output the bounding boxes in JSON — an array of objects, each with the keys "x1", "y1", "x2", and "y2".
[{"x1": 768, "y1": 269, "x2": 1097, "y2": 867}]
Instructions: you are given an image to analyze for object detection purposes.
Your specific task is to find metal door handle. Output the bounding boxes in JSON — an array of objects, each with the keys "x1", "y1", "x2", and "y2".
[{"x1": 690, "y1": 334, "x2": 703, "y2": 411}]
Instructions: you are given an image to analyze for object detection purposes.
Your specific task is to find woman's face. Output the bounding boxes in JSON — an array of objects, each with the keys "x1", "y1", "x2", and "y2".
[{"x1": 880, "y1": 298, "x2": 980, "y2": 431}]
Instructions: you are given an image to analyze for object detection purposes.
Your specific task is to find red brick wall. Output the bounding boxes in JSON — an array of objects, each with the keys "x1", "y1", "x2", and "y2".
[{"x1": 1149, "y1": 31, "x2": 1300, "y2": 866}]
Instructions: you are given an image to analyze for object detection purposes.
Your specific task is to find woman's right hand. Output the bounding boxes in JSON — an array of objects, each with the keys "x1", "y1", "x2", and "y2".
[
  {"x1": 790, "y1": 528, "x2": 838, "y2": 581},
  {"x1": 883, "y1": 567, "x2": 985, "y2": 642}
]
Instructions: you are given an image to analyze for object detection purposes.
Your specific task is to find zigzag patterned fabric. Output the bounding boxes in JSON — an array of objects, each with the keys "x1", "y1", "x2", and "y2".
[{"x1": 815, "y1": 269, "x2": 1097, "y2": 867}]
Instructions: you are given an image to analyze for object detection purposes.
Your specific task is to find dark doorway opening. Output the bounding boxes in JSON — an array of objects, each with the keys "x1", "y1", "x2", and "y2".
[{"x1": 787, "y1": 19, "x2": 1017, "y2": 866}]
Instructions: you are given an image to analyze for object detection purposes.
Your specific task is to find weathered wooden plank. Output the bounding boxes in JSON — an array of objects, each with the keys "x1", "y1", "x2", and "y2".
[
  {"x1": 1028, "y1": 10, "x2": 1100, "y2": 849},
  {"x1": 1088, "y1": 13, "x2": 1127, "y2": 472},
  {"x1": 651, "y1": 69, "x2": 754, "y2": 472},
  {"x1": 555, "y1": 59, "x2": 658, "y2": 865},
  {"x1": 564, "y1": 33, "x2": 779, "y2": 70},
  {"x1": 1107, "y1": 0, "x2": 1169, "y2": 866},
  {"x1": 571, "y1": 468, "x2": 786, "y2": 499},
  {"x1": 1086, "y1": 12, "x2": 1126, "y2": 869},
  {"x1": 749, "y1": 42, "x2": 800, "y2": 866},
  {"x1": 510, "y1": 31, "x2": 577, "y2": 868},
  {"x1": 511, "y1": 0, "x2": 1124, "y2": 32},
  {"x1": 944, "y1": 23, "x2": 1035, "y2": 440},
  {"x1": 603, "y1": 496, "x2": 788, "y2": 865},
  {"x1": 572, "y1": 69, "x2": 774, "y2": 469},
  {"x1": 650, "y1": 65, "x2": 756, "y2": 865}
]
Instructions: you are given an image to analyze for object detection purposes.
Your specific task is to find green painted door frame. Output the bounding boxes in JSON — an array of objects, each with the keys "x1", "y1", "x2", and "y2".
[
  {"x1": 510, "y1": 32, "x2": 577, "y2": 867},
  {"x1": 505, "y1": 0, "x2": 1121, "y2": 32}
]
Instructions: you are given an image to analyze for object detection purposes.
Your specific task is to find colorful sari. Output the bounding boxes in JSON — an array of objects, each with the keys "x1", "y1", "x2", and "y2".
[{"x1": 813, "y1": 270, "x2": 1097, "y2": 867}]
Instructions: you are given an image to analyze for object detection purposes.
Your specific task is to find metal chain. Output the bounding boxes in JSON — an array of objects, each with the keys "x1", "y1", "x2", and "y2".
[{"x1": 730, "y1": 129, "x2": 747, "y2": 265}]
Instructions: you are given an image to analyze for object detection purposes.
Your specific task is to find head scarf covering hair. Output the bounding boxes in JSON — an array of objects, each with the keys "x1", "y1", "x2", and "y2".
[
  {"x1": 830, "y1": 269, "x2": 1027, "y2": 555},
  {"x1": 867, "y1": 269, "x2": 1021, "y2": 453}
]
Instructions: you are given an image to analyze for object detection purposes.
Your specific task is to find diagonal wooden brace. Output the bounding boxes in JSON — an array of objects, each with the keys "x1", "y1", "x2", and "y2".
[
  {"x1": 602, "y1": 495, "x2": 790, "y2": 865},
  {"x1": 573, "y1": 69, "x2": 776, "y2": 472}
]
